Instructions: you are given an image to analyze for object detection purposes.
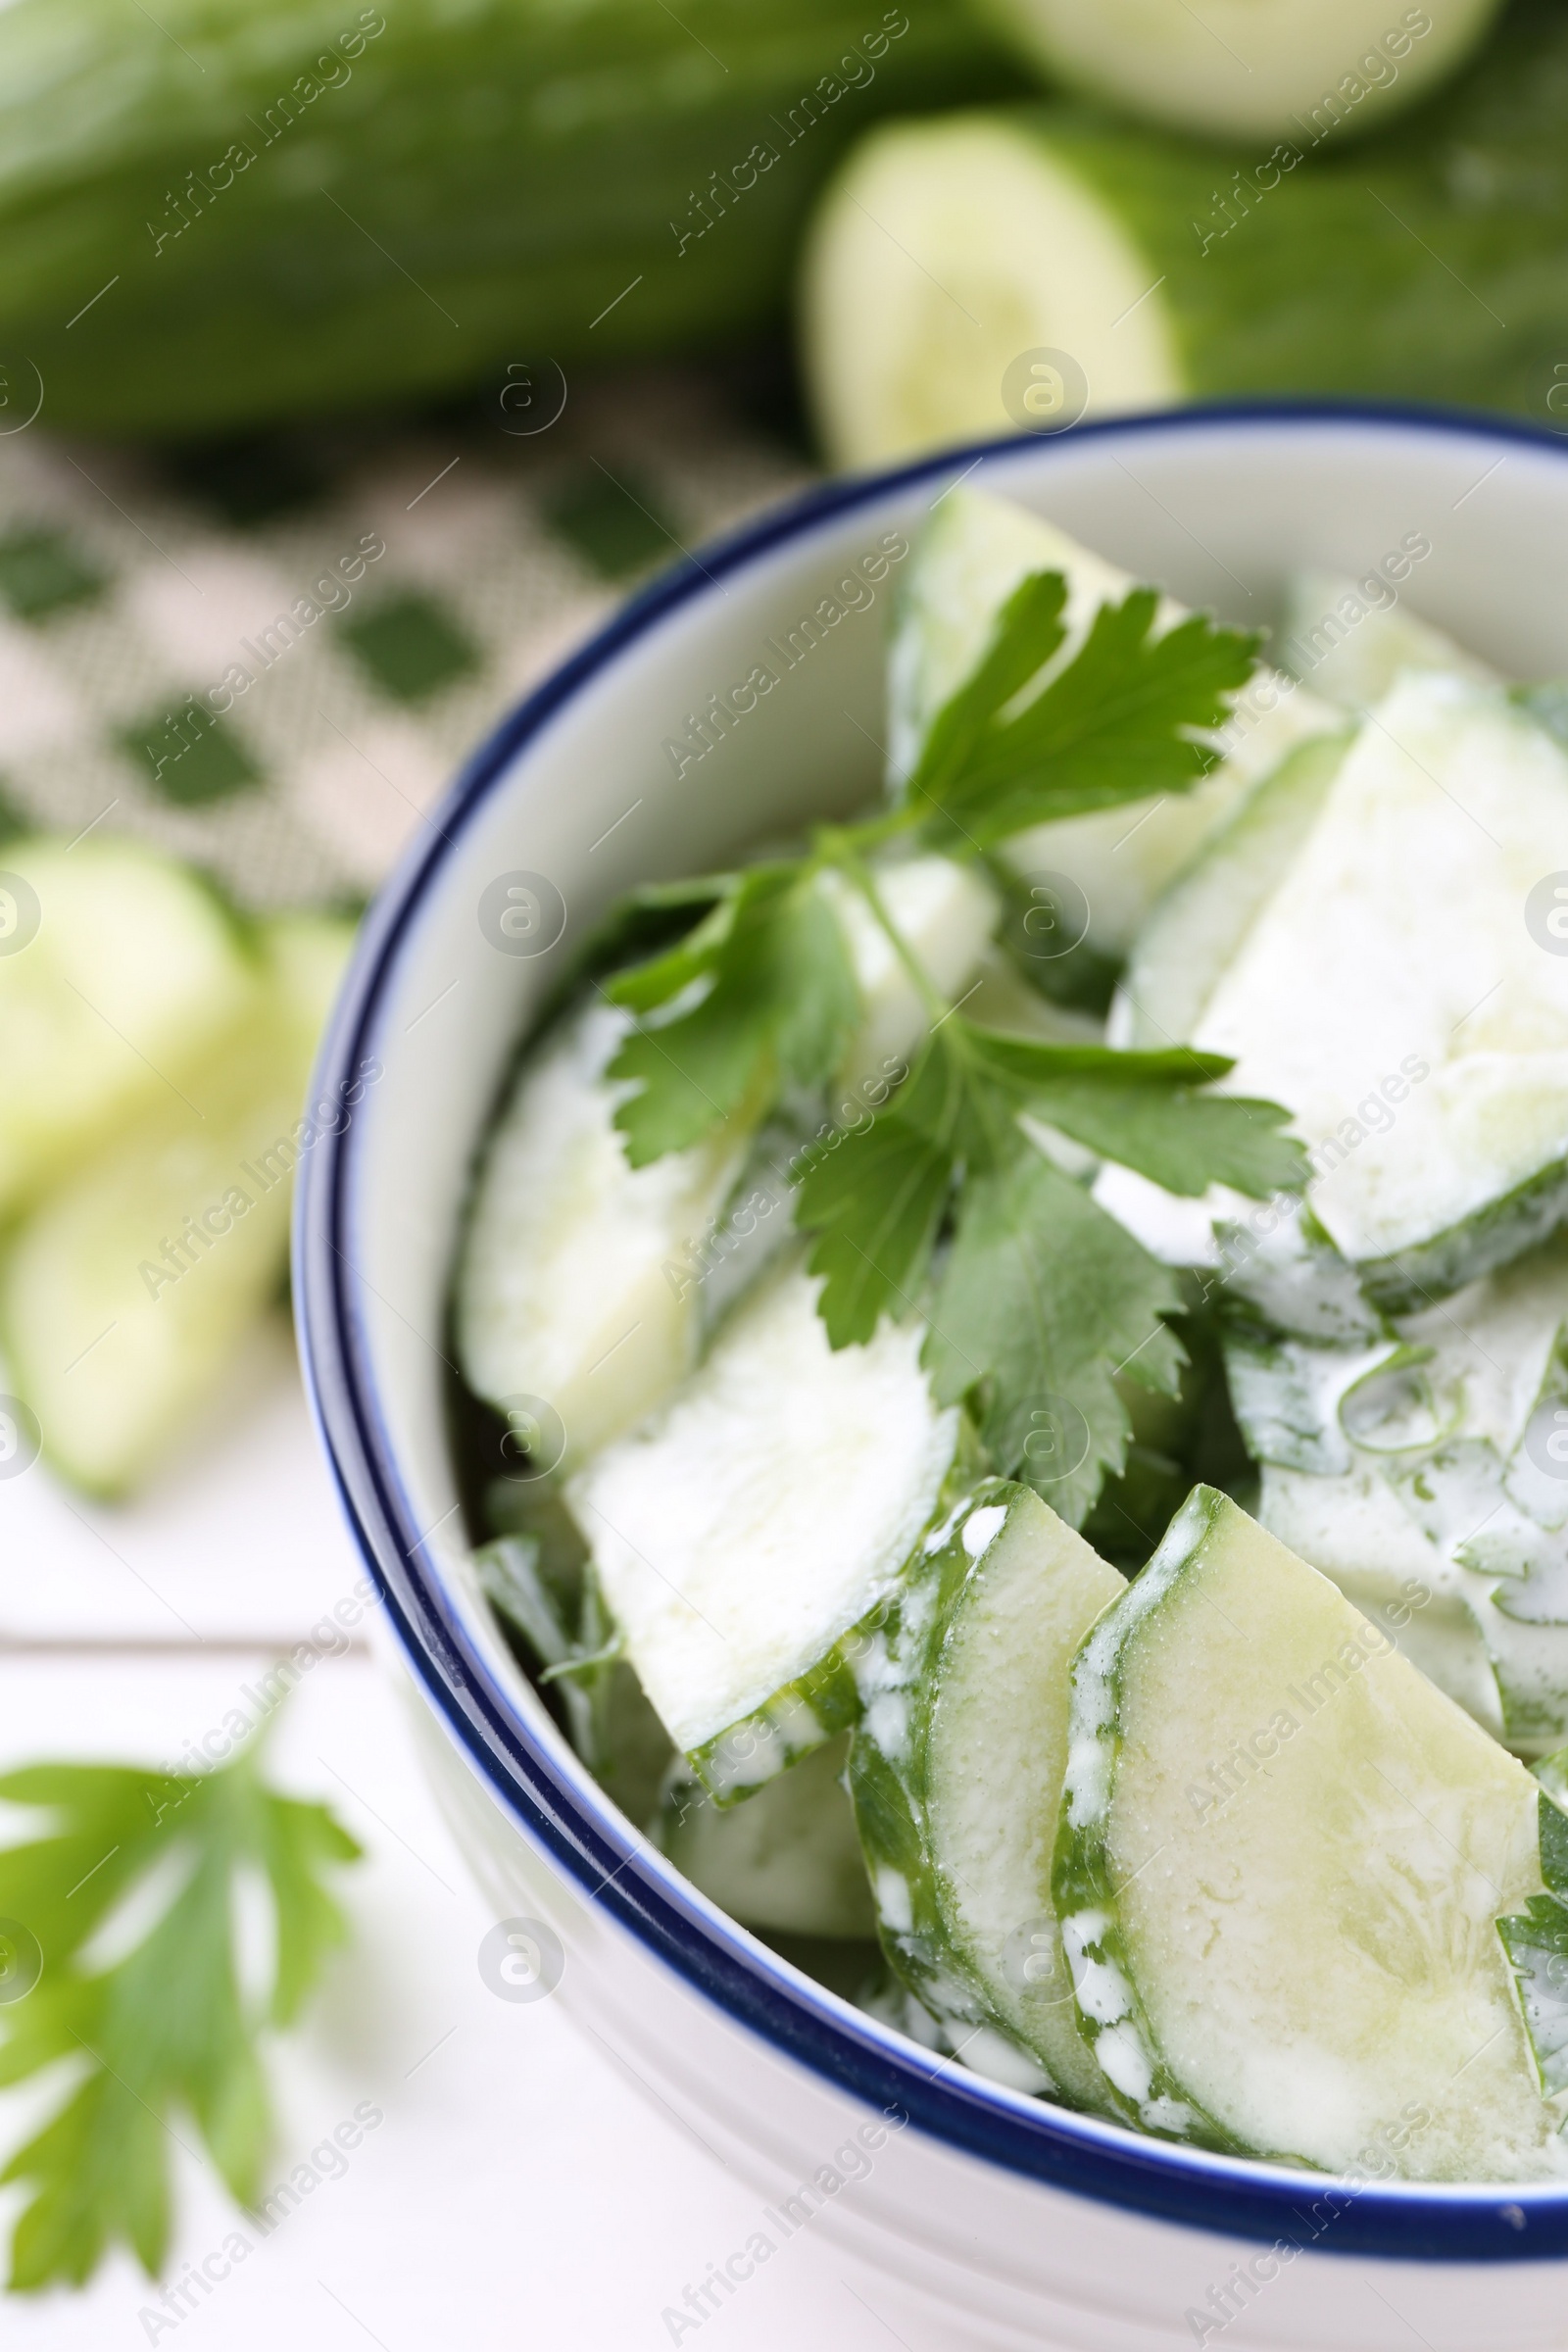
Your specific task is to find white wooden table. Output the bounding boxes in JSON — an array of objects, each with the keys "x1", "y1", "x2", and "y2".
[{"x1": 0, "y1": 1321, "x2": 882, "y2": 2350}]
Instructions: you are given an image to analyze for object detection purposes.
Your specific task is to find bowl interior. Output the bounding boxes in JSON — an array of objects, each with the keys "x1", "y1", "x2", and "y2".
[{"x1": 301, "y1": 406, "x2": 1568, "y2": 2238}]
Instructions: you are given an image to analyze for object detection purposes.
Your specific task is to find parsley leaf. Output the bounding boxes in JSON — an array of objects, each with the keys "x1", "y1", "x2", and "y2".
[
  {"x1": 925, "y1": 1146, "x2": 1186, "y2": 1526},
  {"x1": 908, "y1": 575, "x2": 1261, "y2": 848},
  {"x1": 964, "y1": 1032, "x2": 1312, "y2": 1199},
  {"x1": 795, "y1": 1017, "x2": 1303, "y2": 1519},
  {"x1": 606, "y1": 867, "x2": 859, "y2": 1164},
  {"x1": 0, "y1": 1739, "x2": 360, "y2": 2291}
]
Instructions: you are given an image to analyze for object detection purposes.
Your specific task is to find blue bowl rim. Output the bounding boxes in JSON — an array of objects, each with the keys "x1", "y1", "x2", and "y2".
[{"x1": 296, "y1": 398, "x2": 1568, "y2": 2266}]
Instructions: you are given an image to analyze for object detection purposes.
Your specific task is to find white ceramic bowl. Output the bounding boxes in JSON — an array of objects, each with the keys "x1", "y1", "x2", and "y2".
[{"x1": 296, "y1": 406, "x2": 1568, "y2": 2352}]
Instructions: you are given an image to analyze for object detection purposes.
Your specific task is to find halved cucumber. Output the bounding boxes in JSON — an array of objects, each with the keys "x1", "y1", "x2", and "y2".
[
  {"x1": 659, "y1": 1734, "x2": 875, "y2": 1938},
  {"x1": 802, "y1": 27, "x2": 1561, "y2": 471},
  {"x1": 850, "y1": 1480, "x2": 1125, "y2": 2103},
  {"x1": 0, "y1": 836, "x2": 257, "y2": 1218},
  {"x1": 889, "y1": 488, "x2": 1341, "y2": 958},
  {"x1": 972, "y1": 0, "x2": 1498, "y2": 142},
  {"x1": 1054, "y1": 1486, "x2": 1565, "y2": 2178},
  {"x1": 1193, "y1": 674, "x2": 1568, "y2": 1304},
  {"x1": 1280, "y1": 571, "x2": 1500, "y2": 711},
  {"x1": 566, "y1": 1260, "x2": 964, "y2": 1798},
  {"x1": 458, "y1": 858, "x2": 1000, "y2": 1467},
  {"x1": 0, "y1": 914, "x2": 355, "y2": 1495}
]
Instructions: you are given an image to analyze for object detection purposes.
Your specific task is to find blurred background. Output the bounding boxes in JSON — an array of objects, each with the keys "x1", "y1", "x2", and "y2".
[{"x1": 0, "y1": 0, "x2": 1561, "y2": 2337}]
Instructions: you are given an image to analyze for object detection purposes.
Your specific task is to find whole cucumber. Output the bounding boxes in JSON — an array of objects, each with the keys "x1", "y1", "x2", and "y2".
[{"x1": 0, "y1": 0, "x2": 1020, "y2": 437}]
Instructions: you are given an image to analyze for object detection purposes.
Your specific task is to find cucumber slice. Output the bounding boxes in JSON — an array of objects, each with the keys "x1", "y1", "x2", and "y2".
[
  {"x1": 1112, "y1": 731, "x2": 1350, "y2": 1052},
  {"x1": 1054, "y1": 1486, "x2": 1565, "y2": 2177},
  {"x1": 889, "y1": 488, "x2": 1340, "y2": 956},
  {"x1": 0, "y1": 837, "x2": 256, "y2": 1218},
  {"x1": 1240, "y1": 1231, "x2": 1568, "y2": 1750},
  {"x1": 1259, "y1": 1463, "x2": 1506, "y2": 1739},
  {"x1": 457, "y1": 1000, "x2": 754, "y2": 1472},
  {"x1": 972, "y1": 0, "x2": 1498, "y2": 141},
  {"x1": 1194, "y1": 675, "x2": 1568, "y2": 1303},
  {"x1": 1280, "y1": 572, "x2": 1500, "y2": 711},
  {"x1": 459, "y1": 861, "x2": 999, "y2": 1467},
  {"x1": 0, "y1": 914, "x2": 354, "y2": 1495},
  {"x1": 566, "y1": 1260, "x2": 963, "y2": 1798},
  {"x1": 659, "y1": 1735, "x2": 875, "y2": 1938},
  {"x1": 851, "y1": 1480, "x2": 1124, "y2": 2105}
]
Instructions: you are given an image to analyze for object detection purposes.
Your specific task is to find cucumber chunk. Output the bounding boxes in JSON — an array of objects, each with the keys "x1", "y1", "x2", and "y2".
[
  {"x1": 459, "y1": 861, "x2": 999, "y2": 1467},
  {"x1": 890, "y1": 488, "x2": 1340, "y2": 956},
  {"x1": 1280, "y1": 572, "x2": 1500, "y2": 712},
  {"x1": 851, "y1": 1481, "x2": 1124, "y2": 2105},
  {"x1": 457, "y1": 1000, "x2": 753, "y2": 1472},
  {"x1": 971, "y1": 0, "x2": 1498, "y2": 142},
  {"x1": 1194, "y1": 675, "x2": 1568, "y2": 1301},
  {"x1": 1113, "y1": 731, "x2": 1350, "y2": 1052},
  {"x1": 659, "y1": 1735, "x2": 875, "y2": 1938},
  {"x1": 1240, "y1": 1230, "x2": 1568, "y2": 1750},
  {"x1": 566, "y1": 1261, "x2": 962, "y2": 1797},
  {"x1": 0, "y1": 914, "x2": 354, "y2": 1495},
  {"x1": 1054, "y1": 1486, "x2": 1565, "y2": 2178},
  {"x1": 0, "y1": 837, "x2": 256, "y2": 1218}
]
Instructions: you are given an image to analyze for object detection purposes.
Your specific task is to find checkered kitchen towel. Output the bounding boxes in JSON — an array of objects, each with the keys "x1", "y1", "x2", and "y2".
[{"x1": 0, "y1": 367, "x2": 811, "y2": 907}]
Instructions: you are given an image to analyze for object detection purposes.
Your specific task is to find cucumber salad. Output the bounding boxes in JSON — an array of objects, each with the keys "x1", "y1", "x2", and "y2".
[{"x1": 454, "y1": 483, "x2": 1568, "y2": 2182}]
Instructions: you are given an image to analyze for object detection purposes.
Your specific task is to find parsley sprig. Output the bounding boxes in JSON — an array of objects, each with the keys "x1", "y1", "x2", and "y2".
[
  {"x1": 601, "y1": 567, "x2": 1302, "y2": 1523},
  {"x1": 0, "y1": 1736, "x2": 360, "y2": 2291}
]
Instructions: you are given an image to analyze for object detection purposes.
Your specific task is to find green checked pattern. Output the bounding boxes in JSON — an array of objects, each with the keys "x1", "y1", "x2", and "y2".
[{"x1": 0, "y1": 376, "x2": 808, "y2": 906}]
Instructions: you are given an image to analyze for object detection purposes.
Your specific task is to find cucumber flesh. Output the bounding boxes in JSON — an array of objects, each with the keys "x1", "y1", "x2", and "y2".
[
  {"x1": 457, "y1": 1000, "x2": 755, "y2": 1472},
  {"x1": 1281, "y1": 571, "x2": 1500, "y2": 711},
  {"x1": 1054, "y1": 1486, "x2": 1564, "y2": 2178},
  {"x1": 1111, "y1": 731, "x2": 1350, "y2": 1051},
  {"x1": 890, "y1": 488, "x2": 1340, "y2": 956},
  {"x1": 803, "y1": 120, "x2": 1181, "y2": 469},
  {"x1": 0, "y1": 914, "x2": 353, "y2": 1495},
  {"x1": 0, "y1": 837, "x2": 256, "y2": 1219},
  {"x1": 1240, "y1": 1231, "x2": 1568, "y2": 1750},
  {"x1": 1194, "y1": 675, "x2": 1568, "y2": 1298},
  {"x1": 972, "y1": 0, "x2": 1499, "y2": 141},
  {"x1": 851, "y1": 1481, "x2": 1125, "y2": 2105},
  {"x1": 659, "y1": 1734, "x2": 875, "y2": 1938},
  {"x1": 566, "y1": 1260, "x2": 961, "y2": 1795}
]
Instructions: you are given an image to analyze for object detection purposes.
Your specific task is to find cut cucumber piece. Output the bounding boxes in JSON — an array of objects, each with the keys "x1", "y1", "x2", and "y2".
[
  {"x1": 457, "y1": 999, "x2": 754, "y2": 1472},
  {"x1": 659, "y1": 1735, "x2": 874, "y2": 1938},
  {"x1": 460, "y1": 862, "x2": 999, "y2": 1467},
  {"x1": 1113, "y1": 731, "x2": 1350, "y2": 1052},
  {"x1": 1194, "y1": 675, "x2": 1568, "y2": 1303},
  {"x1": 566, "y1": 1260, "x2": 963, "y2": 1797},
  {"x1": 1242, "y1": 1231, "x2": 1568, "y2": 1750},
  {"x1": 0, "y1": 914, "x2": 354, "y2": 1495},
  {"x1": 889, "y1": 489, "x2": 1341, "y2": 956},
  {"x1": 1280, "y1": 571, "x2": 1499, "y2": 711},
  {"x1": 851, "y1": 1481, "x2": 1125, "y2": 2105},
  {"x1": 821, "y1": 854, "x2": 1000, "y2": 1102},
  {"x1": 1054, "y1": 1486, "x2": 1565, "y2": 2177},
  {"x1": 1259, "y1": 1464, "x2": 1506, "y2": 1739},
  {"x1": 973, "y1": 0, "x2": 1498, "y2": 141},
  {"x1": 0, "y1": 836, "x2": 256, "y2": 1219},
  {"x1": 802, "y1": 13, "x2": 1568, "y2": 469}
]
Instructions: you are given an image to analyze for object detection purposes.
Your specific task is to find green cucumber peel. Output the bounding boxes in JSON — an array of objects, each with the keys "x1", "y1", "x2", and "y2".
[{"x1": 1050, "y1": 1484, "x2": 1254, "y2": 2152}]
